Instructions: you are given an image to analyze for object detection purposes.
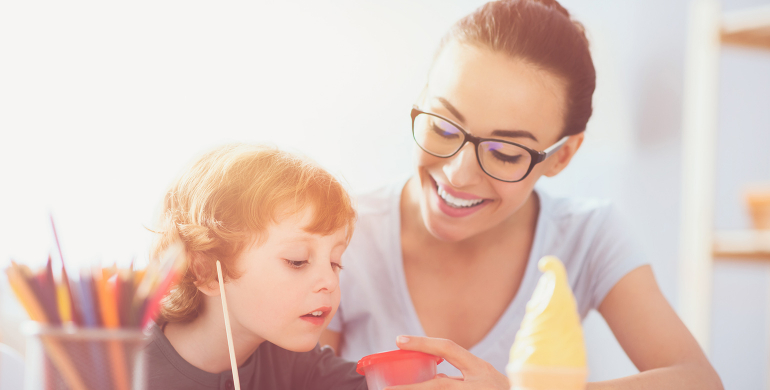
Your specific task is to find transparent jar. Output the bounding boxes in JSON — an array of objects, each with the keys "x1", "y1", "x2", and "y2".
[{"x1": 21, "y1": 321, "x2": 149, "y2": 390}]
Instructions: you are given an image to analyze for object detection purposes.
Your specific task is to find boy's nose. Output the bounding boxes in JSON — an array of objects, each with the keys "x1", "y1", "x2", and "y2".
[
  {"x1": 314, "y1": 265, "x2": 339, "y2": 293},
  {"x1": 443, "y1": 143, "x2": 482, "y2": 188}
]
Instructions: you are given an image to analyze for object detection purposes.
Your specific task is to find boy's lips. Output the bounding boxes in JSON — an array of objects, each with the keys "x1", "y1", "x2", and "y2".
[{"x1": 300, "y1": 306, "x2": 332, "y2": 326}]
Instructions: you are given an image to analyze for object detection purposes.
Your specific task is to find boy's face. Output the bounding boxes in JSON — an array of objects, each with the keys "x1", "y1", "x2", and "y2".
[{"x1": 223, "y1": 207, "x2": 348, "y2": 352}]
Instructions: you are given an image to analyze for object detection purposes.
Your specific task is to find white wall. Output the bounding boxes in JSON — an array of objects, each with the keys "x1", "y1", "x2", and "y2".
[{"x1": 1, "y1": 0, "x2": 768, "y2": 387}]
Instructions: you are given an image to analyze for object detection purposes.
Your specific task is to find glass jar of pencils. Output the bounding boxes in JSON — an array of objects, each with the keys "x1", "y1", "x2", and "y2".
[{"x1": 22, "y1": 321, "x2": 149, "y2": 390}]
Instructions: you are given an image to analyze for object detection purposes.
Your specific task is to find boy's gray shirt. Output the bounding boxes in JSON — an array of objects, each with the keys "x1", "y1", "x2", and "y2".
[{"x1": 145, "y1": 324, "x2": 367, "y2": 390}]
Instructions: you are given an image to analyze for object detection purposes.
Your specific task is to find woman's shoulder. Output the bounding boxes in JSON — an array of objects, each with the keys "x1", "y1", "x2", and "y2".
[
  {"x1": 536, "y1": 188, "x2": 634, "y2": 249},
  {"x1": 350, "y1": 177, "x2": 407, "y2": 219},
  {"x1": 340, "y1": 178, "x2": 406, "y2": 267},
  {"x1": 535, "y1": 189, "x2": 646, "y2": 314},
  {"x1": 538, "y1": 188, "x2": 619, "y2": 228}
]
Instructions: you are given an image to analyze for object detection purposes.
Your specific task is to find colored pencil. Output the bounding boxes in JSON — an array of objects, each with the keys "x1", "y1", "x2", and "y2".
[
  {"x1": 140, "y1": 248, "x2": 186, "y2": 328},
  {"x1": 6, "y1": 265, "x2": 48, "y2": 323},
  {"x1": 43, "y1": 257, "x2": 62, "y2": 324},
  {"x1": 100, "y1": 274, "x2": 130, "y2": 390},
  {"x1": 61, "y1": 264, "x2": 83, "y2": 325},
  {"x1": 119, "y1": 269, "x2": 136, "y2": 326},
  {"x1": 51, "y1": 214, "x2": 83, "y2": 325},
  {"x1": 49, "y1": 214, "x2": 65, "y2": 266},
  {"x1": 79, "y1": 268, "x2": 111, "y2": 389},
  {"x1": 77, "y1": 269, "x2": 98, "y2": 327},
  {"x1": 55, "y1": 276, "x2": 72, "y2": 323}
]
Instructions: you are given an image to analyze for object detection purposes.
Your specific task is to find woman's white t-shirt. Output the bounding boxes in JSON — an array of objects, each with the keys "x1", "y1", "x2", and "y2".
[{"x1": 327, "y1": 178, "x2": 647, "y2": 376}]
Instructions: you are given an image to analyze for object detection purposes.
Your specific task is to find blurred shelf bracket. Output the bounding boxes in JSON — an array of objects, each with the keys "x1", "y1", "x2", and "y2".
[{"x1": 713, "y1": 230, "x2": 770, "y2": 260}]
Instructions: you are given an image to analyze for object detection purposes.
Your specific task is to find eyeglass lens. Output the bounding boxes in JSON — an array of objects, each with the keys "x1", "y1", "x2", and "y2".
[{"x1": 413, "y1": 113, "x2": 533, "y2": 182}]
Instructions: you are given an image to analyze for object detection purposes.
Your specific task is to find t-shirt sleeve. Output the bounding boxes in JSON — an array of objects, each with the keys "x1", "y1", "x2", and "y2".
[
  {"x1": 585, "y1": 204, "x2": 649, "y2": 311},
  {"x1": 291, "y1": 344, "x2": 367, "y2": 390}
]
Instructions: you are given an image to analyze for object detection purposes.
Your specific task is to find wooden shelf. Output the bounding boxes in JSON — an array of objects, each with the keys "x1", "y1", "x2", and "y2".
[
  {"x1": 713, "y1": 230, "x2": 770, "y2": 261},
  {"x1": 681, "y1": 0, "x2": 770, "y2": 357},
  {"x1": 721, "y1": 5, "x2": 770, "y2": 50}
]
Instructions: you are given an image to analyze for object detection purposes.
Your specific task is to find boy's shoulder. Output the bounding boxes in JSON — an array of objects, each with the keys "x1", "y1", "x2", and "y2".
[
  {"x1": 144, "y1": 324, "x2": 221, "y2": 389},
  {"x1": 145, "y1": 324, "x2": 365, "y2": 390}
]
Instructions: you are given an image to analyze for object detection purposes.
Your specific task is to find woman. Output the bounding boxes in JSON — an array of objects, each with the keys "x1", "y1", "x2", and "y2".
[{"x1": 322, "y1": 0, "x2": 723, "y2": 389}]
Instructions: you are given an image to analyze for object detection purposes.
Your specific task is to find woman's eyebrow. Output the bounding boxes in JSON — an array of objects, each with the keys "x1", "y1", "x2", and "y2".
[
  {"x1": 437, "y1": 96, "x2": 539, "y2": 142},
  {"x1": 491, "y1": 129, "x2": 538, "y2": 142},
  {"x1": 437, "y1": 97, "x2": 466, "y2": 123}
]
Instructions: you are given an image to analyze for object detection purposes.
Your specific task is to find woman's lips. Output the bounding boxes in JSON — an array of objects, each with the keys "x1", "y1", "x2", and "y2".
[
  {"x1": 435, "y1": 179, "x2": 485, "y2": 200},
  {"x1": 429, "y1": 176, "x2": 489, "y2": 218}
]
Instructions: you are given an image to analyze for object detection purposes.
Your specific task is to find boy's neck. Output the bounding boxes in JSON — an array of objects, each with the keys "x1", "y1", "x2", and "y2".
[{"x1": 164, "y1": 296, "x2": 265, "y2": 374}]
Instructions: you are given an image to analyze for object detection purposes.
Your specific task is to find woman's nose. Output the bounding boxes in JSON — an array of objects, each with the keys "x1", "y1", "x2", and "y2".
[{"x1": 443, "y1": 143, "x2": 482, "y2": 188}]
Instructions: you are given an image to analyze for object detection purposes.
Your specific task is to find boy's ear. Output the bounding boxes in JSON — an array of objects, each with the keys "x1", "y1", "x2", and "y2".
[
  {"x1": 543, "y1": 133, "x2": 584, "y2": 178},
  {"x1": 188, "y1": 252, "x2": 220, "y2": 297}
]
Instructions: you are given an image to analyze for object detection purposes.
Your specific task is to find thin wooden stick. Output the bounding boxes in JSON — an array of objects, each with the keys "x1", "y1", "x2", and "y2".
[{"x1": 216, "y1": 261, "x2": 241, "y2": 390}]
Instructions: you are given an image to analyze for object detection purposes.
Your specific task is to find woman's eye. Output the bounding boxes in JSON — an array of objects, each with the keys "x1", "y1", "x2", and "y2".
[
  {"x1": 285, "y1": 260, "x2": 309, "y2": 269},
  {"x1": 491, "y1": 149, "x2": 523, "y2": 164},
  {"x1": 431, "y1": 124, "x2": 460, "y2": 139}
]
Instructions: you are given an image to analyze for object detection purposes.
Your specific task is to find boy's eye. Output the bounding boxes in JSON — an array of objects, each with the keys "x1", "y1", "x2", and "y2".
[
  {"x1": 331, "y1": 262, "x2": 344, "y2": 271},
  {"x1": 285, "y1": 260, "x2": 309, "y2": 269}
]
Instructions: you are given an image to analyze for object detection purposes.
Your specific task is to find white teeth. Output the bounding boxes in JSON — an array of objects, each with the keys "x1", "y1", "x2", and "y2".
[
  {"x1": 437, "y1": 185, "x2": 484, "y2": 208},
  {"x1": 310, "y1": 311, "x2": 323, "y2": 317}
]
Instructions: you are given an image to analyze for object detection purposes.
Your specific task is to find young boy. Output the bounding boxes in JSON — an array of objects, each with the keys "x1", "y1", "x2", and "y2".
[{"x1": 144, "y1": 144, "x2": 367, "y2": 390}]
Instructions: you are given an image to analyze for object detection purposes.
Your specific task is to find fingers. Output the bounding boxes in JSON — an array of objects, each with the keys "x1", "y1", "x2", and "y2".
[
  {"x1": 435, "y1": 374, "x2": 463, "y2": 380},
  {"x1": 383, "y1": 377, "x2": 458, "y2": 390},
  {"x1": 396, "y1": 335, "x2": 481, "y2": 373}
]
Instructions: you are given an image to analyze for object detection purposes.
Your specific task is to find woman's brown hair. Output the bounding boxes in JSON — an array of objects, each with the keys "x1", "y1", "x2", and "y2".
[{"x1": 437, "y1": 0, "x2": 596, "y2": 137}]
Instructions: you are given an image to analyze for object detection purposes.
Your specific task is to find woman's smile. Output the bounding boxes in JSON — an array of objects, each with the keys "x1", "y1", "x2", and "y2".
[{"x1": 430, "y1": 175, "x2": 491, "y2": 218}]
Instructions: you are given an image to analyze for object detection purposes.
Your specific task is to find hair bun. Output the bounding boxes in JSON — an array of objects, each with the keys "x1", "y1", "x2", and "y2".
[
  {"x1": 529, "y1": 0, "x2": 570, "y2": 18},
  {"x1": 440, "y1": 0, "x2": 596, "y2": 137}
]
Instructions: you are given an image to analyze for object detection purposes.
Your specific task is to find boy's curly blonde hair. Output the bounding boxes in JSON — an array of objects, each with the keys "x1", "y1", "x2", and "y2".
[{"x1": 151, "y1": 144, "x2": 356, "y2": 323}]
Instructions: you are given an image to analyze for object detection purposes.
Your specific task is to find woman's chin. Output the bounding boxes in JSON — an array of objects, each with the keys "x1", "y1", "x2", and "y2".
[
  {"x1": 419, "y1": 196, "x2": 490, "y2": 242},
  {"x1": 422, "y1": 214, "x2": 479, "y2": 243}
]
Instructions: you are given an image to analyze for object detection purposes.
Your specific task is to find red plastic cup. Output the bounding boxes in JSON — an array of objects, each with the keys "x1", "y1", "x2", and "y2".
[{"x1": 356, "y1": 350, "x2": 443, "y2": 390}]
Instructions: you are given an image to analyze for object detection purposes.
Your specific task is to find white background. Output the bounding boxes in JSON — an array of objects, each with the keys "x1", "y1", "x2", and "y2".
[{"x1": 1, "y1": 0, "x2": 769, "y2": 388}]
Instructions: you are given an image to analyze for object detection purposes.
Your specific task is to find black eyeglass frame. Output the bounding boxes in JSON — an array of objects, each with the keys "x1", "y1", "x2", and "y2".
[{"x1": 411, "y1": 105, "x2": 569, "y2": 183}]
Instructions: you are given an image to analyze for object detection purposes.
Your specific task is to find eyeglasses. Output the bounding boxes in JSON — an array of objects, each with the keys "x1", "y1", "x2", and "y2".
[{"x1": 411, "y1": 106, "x2": 569, "y2": 183}]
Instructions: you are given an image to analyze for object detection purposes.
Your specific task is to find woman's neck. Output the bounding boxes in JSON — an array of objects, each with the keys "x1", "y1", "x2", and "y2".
[{"x1": 163, "y1": 296, "x2": 264, "y2": 374}]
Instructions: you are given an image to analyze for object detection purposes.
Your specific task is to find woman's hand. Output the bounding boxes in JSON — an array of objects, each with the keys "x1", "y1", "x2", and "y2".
[{"x1": 384, "y1": 335, "x2": 509, "y2": 390}]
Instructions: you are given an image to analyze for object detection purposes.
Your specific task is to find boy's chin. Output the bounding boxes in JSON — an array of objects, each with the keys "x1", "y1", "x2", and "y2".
[{"x1": 271, "y1": 335, "x2": 321, "y2": 352}]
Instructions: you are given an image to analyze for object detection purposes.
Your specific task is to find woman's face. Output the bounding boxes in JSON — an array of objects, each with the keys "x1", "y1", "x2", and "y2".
[{"x1": 415, "y1": 41, "x2": 571, "y2": 242}]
